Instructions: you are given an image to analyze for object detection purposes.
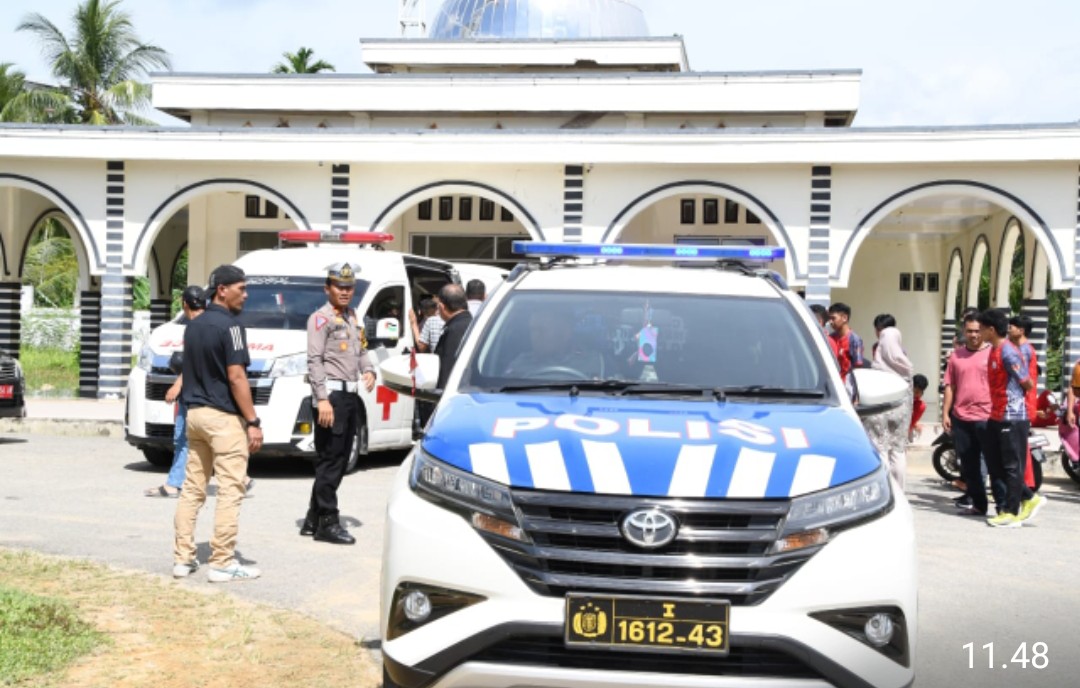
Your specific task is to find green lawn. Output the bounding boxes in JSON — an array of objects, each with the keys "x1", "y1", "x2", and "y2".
[
  {"x1": 19, "y1": 347, "x2": 79, "y2": 396},
  {"x1": 0, "y1": 585, "x2": 104, "y2": 684}
]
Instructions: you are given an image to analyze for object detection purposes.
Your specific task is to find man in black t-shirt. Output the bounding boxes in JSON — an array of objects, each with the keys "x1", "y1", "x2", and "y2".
[
  {"x1": 173, "y1": 264, "x2": 264, "y2": 583},
  {"x1": 434, "y1": 283, "x2": 473, "y2": 390}
]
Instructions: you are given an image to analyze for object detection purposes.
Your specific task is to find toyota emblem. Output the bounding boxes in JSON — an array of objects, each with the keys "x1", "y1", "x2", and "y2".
[{"x1": 620, "y1": 508, "x2": 678, "y2": 549}]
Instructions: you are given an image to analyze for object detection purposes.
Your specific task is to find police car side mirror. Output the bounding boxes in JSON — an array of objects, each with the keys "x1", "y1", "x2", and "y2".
[
  {"x1": 375, "y1": 317, "x2": 400, "y2": 342},
  {"x1": 379, "y1": 353, "x2": 442, "y2": 402},
  {"x1": 851, "y1": 368, "x2": 908, "y2": 417}
]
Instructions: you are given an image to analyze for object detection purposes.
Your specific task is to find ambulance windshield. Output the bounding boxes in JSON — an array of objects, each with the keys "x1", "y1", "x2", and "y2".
[{"x1": 237, "y1": 276, "x2": 370, "y2": 330}]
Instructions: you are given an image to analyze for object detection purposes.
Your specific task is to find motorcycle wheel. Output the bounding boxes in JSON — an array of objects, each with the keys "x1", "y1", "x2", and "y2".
[
  {"x1": 1031, "y1": 458, "x2": 1043, "y2": 492},
  {"x1": 1063, "y1": 453, "x2": 1080, "y2": 486},
  {"x1": 932, "y1": 445, "x2": 962, "y2": 482}
]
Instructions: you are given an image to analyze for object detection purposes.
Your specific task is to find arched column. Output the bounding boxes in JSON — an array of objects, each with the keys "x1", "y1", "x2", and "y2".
[
  {"x1": 98, "y1": 161, "x2": 132, "y2": 399},
  {"x1": 941, "y1": 248, "x2": 964, "y2": 378},
  {"x1": 1069, "y1": 166, "x2": 1080, "y2": 384}
]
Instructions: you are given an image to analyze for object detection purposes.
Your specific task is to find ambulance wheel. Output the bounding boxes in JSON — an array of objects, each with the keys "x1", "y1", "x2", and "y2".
[
  {"x1": 142, "y1": 447, "x2": 172, "y2": 468},
  {"x1": 345, "y1": 420, "x2": 367, "y2": 474}
]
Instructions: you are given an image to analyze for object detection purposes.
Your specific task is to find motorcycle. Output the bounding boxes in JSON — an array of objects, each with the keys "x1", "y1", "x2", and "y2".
[{"x1": 930, "y1": 429, "x2": 1048, "y2": 491}]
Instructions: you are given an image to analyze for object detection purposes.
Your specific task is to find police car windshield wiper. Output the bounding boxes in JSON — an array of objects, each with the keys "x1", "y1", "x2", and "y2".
[
  {"x1": 497, "y1": 380, "x2": 635, "y2": 394},
  {"x1": 617, "y1": 382, "x2": 728, "y2": 400},
  {"x1": 718, "y1": 385, "x2": 825, "y2": 399}
]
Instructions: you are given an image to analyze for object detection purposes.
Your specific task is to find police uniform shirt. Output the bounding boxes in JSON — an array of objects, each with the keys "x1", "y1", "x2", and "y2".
[
  {"x1": 180, "y1": 303, "x2": 251, "y2": 415},
  {"x1": 307, "y1": 302, "x2": 375, "y2": 401}
]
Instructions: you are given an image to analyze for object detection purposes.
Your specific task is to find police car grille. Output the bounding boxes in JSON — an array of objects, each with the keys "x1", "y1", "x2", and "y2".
[
  {"x1": 494, "y1": 490, "x2": 814, "y2": 605},
  {"x1": 145, "y1": 423, "x2": 174, "y2": 439},
  {"x1": 471, "y1": 635, "x2": 823, "y2": 680},
  {"x1": 250, "y1": 383, "x2": 273, "y2": 405},
  {"x1": 145, "y1": 380, "x2": 173, "y2": 401}
]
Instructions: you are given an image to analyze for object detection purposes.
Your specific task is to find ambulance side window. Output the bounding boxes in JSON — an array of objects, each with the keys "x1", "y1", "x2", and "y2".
[{"x1": 364, "y1": 286, "x2": 405, "y2": 349}]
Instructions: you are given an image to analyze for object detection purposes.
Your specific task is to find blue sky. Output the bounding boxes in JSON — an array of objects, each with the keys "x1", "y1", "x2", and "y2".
[{"x1": 2, "y1": 0, "x2": 1079, "y2": 127}]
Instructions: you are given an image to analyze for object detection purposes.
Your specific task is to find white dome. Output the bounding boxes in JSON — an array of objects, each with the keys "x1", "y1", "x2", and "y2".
[{"x1": 429, "y1": 0, "x2": 649, "y2": 40}]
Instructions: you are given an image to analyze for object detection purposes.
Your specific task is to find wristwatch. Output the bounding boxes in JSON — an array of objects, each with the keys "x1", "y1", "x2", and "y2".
[{"x1": 247, "y1": 417, "x2": 262, "y2": 429}]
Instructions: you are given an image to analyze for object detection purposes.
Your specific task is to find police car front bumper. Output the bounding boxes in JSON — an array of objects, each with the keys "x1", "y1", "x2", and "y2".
[{"x1": 380, "y1": 453, "x2": 917, "y2": 688}]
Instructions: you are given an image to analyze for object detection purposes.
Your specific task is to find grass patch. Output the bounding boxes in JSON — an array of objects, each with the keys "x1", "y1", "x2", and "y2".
[
  {"x1": 18, "y1": 347, "x2": 79, "y2": 396},
  {"x1": 0, "y1": 549, "x2": 380, "y2": 688},
  {"x1": 0, "y1": 586, "x2": 104, "y2": 684}
]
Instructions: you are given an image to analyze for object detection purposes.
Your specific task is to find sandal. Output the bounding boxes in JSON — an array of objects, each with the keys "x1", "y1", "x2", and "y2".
[
  {"x1": 243, "y1": 478, "x2": 255, "y2": 495},
  {"x1": 145, "y1": 485, "x2": 180, "y2": 498}
]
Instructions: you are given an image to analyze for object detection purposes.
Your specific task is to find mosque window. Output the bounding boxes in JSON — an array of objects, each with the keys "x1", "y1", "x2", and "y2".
[
  {"x1": 680, "y1": 199, "x2": 696, "y2": 224},
  {"x1": 724, "y1": 199, "x2": 739, "y2": 224},
  {"x1": 460, "y1": 197, "x2": 473, "y2": 221},
  {"x1": 480, "y1": 199, "x2": 496, "y2": 221},
  {"x1": 746, "y1": 210, "x2": 761, "y2": 224},
  {"x1": 418, "y1": 200, "x2": 433, "y2": 221},
  {"x1": 244, "y1": 195, "x2": 278, "y2": 219},
  {"x1": 703, "y1": 199, "x2": 719, "y2": 224},
  {"x1": 501, "y1": 207, "x2": 513, "y2": 222},
  {"x1": 439, "y1": 196, "x2": 454, "y2": 221}
]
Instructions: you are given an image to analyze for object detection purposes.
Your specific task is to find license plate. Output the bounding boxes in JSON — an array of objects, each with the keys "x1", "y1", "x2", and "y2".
[
  {"x1": 565, "y1": 594, "x2": 730, "y2": 654},
  {"x1": 0, "y1": 385, "x2": 12, "y2": 399}
]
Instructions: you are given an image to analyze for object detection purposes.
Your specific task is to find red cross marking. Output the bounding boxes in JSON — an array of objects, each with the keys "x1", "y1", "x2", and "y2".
[{"x1": 375, "y1": 385, "x2": 399, "y2": 421}]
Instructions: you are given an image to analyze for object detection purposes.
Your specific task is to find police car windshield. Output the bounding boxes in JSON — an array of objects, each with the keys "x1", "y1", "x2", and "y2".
[
  {"x1": 465, "y1": 290, "x2": 829, "y2": 399},
  {"x1": 236, "y1": 276, "x2": 370, "y2": 330}
]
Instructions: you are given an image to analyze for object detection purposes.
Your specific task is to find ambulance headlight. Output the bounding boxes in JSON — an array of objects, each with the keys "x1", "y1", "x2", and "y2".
[
  {"x1": 269, "y1": 353, "x2": 307, "y2": 378},
  {"x1": 780, "y1": 466, "x2": 892, "y2": 539},
  {"x1": 410, "y1": 449, "x2": 521, "y2": 527},
  {"x1": 136, "y1": 342, "x2": 154, "y2": 372}
]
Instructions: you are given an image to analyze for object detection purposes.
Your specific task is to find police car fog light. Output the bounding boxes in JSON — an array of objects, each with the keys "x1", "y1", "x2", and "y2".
[
  {"x1": 296, "y1": 422, "x2": 312, "y2": 435},
  {"x1": 771, "y1": 527, "x2": 829, "y2": 553},
  {"x1": 387, "y1": 583, "x2": 486, "y2": 640},
  {"x1": 402, "y1": 591, "x2": 432, "y2": 622},
  {"x1": 810, "y1": 607, "x2": 909, "y2": 667},
  {"x1": 864, "y1": 613, "x2": 895, "y2": 648},
  {"x1": 471, "y1": 512, "x2": 527, "y2": 542}
]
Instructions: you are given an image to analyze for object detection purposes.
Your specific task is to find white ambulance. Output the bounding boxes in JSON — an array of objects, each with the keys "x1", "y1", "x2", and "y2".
[{"x1": 125, "y1": 232, "x2": 460, "y2": 472}]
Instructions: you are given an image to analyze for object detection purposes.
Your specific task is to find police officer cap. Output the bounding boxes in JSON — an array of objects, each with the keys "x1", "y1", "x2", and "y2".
[
  {"x1": 208, "y1": 264, "x2": 246, "y2": 290},
  {"x1": 326, "y1": 262, "x2": 357, "y2": 285},
  {"x1": 181, "y1": 285, "x2": 206, "y2": 310}
]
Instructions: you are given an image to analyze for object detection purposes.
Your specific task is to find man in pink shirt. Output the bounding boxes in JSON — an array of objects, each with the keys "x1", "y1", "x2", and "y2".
[{"x1": 942, "y1": 312, "x2": 1000, "y2": 515}]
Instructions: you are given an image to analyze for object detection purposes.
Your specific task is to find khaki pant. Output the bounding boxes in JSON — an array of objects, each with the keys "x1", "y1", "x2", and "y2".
[{"x1": 173, "y1": 406, "x2": 249, "y2": 568}]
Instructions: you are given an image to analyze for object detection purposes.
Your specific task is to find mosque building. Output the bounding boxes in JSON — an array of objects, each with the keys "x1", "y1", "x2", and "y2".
[{"x1": 2, "y1": 0, "x2": 1079, "y2": 400}]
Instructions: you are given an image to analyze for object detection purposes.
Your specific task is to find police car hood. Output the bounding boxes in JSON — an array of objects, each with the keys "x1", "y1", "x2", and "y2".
[
  {"x1": 147, "y1": 322, "x2": 305, "y2": 372},
  {"x1": 422, "y1": 393, "x2": 880, "y2": 499}
]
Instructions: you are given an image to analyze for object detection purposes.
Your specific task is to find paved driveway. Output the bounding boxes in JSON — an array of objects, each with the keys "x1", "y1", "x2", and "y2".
[{"x1": 2, "y1": 432, "x2": 1080, "y2": 687}]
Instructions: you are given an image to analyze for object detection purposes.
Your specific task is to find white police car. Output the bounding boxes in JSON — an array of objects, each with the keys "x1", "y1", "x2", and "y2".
[{"x1": 377, "y1": 242, "x2": 916, "y2": 688}]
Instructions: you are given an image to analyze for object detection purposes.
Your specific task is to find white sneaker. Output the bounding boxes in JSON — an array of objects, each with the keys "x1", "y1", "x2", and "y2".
[
  {"x1": 207, "y1": 562, "x2": 261, "y2": 583},
  {"x1": 172, "y1": 560, "x2": 199, "y2": 578}
]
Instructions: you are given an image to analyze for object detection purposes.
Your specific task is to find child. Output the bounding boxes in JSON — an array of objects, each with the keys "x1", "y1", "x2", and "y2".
[{"x1": 910, "y1": 374, "x2": 928, "y2": 441}]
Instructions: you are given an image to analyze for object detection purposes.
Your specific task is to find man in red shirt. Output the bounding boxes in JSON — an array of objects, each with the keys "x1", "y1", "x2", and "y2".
[
  {"x1": 828, "y1": 302, "x2": 864, "y2": 397},
  {"x1": 910, "y1": 374, "x2": 928, "y2": 439},
  {"x1": 942, "y1": 313, "x2": 998, "y2": 516}
]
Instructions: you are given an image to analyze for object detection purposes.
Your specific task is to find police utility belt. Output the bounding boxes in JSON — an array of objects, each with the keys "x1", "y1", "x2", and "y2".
[{"x1": 324, "y1": 379, "x2": 359, "y2": 393}]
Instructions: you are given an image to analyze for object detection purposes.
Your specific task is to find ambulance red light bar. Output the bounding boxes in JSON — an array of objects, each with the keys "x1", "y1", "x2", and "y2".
[
  {"x1": 279, "y1": 231, "x2": 394, "y2": 244},
  {"x1": 512, "y1": 241, "x2": 784, "y2": 262}
]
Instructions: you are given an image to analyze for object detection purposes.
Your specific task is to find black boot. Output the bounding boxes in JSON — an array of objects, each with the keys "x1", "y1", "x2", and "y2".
[
  {"x1": 299, "y1": 510, "x2": 317, "y2": 537},
  {"x1": 314, "y1": 514, "x2": 355, "y2": 545}
]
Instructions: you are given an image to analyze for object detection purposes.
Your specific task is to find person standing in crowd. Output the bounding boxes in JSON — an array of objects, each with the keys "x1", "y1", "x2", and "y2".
[
  {"x1": 942, "y1": 312, "x2": 999, "y2": 516},
  {"x1": 301, "y1": 262, "x2": 377, "y2": 545},
  {"x1": 1008, "y1": 314, "x2": 1041, "y2": 491},
  {"x1": 910, "y1": 374, "x2": 928, "y2": 440},
  {"x1": 1061, "y1": 361, "x2": 1080, "y2": 464},
  {"x1": 173, "y1": 265, "x2": 262, "y2": 582},
  {"x1": 145, "y1": 286, "x2": 205, "y2": 498},
  {"x1": 465, "y1": 279, "x2": 486, "y2": 317},
  {"x1": 827, "y1": 302, "x2": 864, "y2": 396},
  {"x1": 409, "y1": 295, "x2": 444, "y2": 354},
  {"x1": 866, "y1": 314, "x2": 914, "y2": 489},
  {"x1": 978, "y1": 309, "x2": 1045, "y2": 528},
  {"x1": 434, "y1": 283, "x2": 473, "y2": 391},
  {"x1": 810, "y1": 304, "x2": 830, "y2": 335}
]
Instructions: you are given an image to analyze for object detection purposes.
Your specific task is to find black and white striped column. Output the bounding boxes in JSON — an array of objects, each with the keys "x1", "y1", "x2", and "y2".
[
  {"x1": 330, "y1": 164, "x2": 350, "y2": 233},
  {"x1": 98, "y1": 161, "x2": 133, "y2": 399},
  {"x1": 1070, "y1": 167, "x2": 1080, "y2": 385},
  {"x1": 805, "y1": 166, "x2": 832, "y2": 306},
  {"x1": 0, "y1": 282, "x2": 20, "y2": 357},
  {"x1": 1022, "y1": 297, "x2": 1049, "y2": 390},
  {"x1": 149, "y1": 298, "x2": 172, "y2": 331},
  {"x1": 563, "y1": 165, "x2": 584, "y2": 242},
  {"x1": 78, "y1": 290, "x2": 101, "y2": 398},
  {"x1": 939, "y1": 318, "x2": 957, "y2": 377}
]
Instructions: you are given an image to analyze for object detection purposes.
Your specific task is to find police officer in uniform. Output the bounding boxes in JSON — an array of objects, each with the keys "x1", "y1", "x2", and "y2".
[{"x1": 301, "y1": 262, "x2": 377, "y2": 544}]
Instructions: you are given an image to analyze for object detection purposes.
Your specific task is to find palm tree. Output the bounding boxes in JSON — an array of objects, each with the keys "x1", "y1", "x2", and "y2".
[
  {"x1": 0, "y1": 62, "x2": 75, "y2": 123},
  {"x1": 0, "y1": 63, "x2": 26, "y2": 113},
  {"x1": 11, "y1": 0, "x2": 171, "y2": 125},
  {"x1": 272, "y1": 47, "x2": 336, "y2": 74}
]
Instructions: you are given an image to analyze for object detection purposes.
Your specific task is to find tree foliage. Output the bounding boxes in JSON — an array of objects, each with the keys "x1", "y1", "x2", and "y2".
[
  {"x1": 4, "y1": 0, "x2": 171, "y2": 125},
  {"x1": 272, "y1": 47, "x2": 335, "y2": 74},
  {"x1": 22, "y1": 218, "x2": 78, "y2": 308}
]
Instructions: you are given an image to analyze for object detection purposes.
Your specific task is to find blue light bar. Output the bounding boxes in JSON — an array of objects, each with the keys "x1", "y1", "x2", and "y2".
[{"x1": 512, "y1": 241, "x2": 785, "y2": 262}]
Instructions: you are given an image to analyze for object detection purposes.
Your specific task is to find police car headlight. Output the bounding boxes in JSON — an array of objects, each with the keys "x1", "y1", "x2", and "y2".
[
  {"x1": 410, "y1": 449, "x2": 527, "y2": 541},
  {"x1": 136, "y1": 342, "x2": 154, "y2": 372},
  {"x1": 269, "y1": 353, "x2": 307, "y2": 378},
  {"x1": 776, "y1": 466, "x2": 892, "y2": 552}
]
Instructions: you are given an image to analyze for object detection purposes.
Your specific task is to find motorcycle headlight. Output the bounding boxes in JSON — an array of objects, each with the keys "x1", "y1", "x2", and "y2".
[
  {"x1": 269, "y1": 352, "x2": 307, "y2": 379},
  {"x1": 410, "y1": 448, "x2": 526, "y2": 541},
  {"x1": 136, "y1": 342, "x2": 154, "y2": 372},
  {"x1": 774, "y1": 466, "x2": 893, "y2": 552}
]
